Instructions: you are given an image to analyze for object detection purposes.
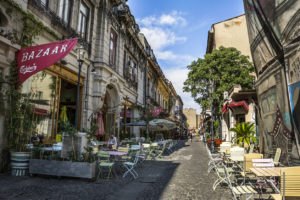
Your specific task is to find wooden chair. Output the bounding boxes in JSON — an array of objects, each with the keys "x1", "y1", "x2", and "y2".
[
  {"x1": 271, "y1": 167, "x2": 300, "y2": 200},
  {"x1": 273, "y1": 148, "x2": 282, "y2": 166}
]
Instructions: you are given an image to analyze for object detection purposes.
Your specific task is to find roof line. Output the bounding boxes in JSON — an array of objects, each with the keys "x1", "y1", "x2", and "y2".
[{"x1": 211, "y1": 14, "x2": 245, "y2": 26}]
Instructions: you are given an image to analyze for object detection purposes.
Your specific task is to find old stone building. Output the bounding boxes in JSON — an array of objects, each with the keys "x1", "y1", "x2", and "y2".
[
  {"x1": 244, "y1": 0, "x2": 300, "y2": 164},
  {"x1": 92, "y1": 0, "x2": 147, "y2": 140}
]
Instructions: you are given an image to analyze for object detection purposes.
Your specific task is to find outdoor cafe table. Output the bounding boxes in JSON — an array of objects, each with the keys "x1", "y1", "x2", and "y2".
[
  {"x1": 250, "y1": 167, "x2": 286, "y2": 193},
  {"x1": 105, "y1": 151, "x2": 127, "y2": 156},
  {"x1": 130, "y1": 145, "x2": 143, "y2": 150}
]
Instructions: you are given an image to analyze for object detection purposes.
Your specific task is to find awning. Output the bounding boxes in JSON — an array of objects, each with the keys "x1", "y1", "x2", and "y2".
[
  {"x1": 33, "y1": 108, "x2": 48, "y2": 116},
  {"x1": 228, "y1": 100, "x2": 249, "y2": 111},
  {"x1": 222, "y1": 103, "x2": 228, "y2": 114}
]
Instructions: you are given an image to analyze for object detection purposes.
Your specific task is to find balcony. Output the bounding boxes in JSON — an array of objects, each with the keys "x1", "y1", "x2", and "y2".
[{"x1": 28, "y1": 0, "x2": 91, "y2": 53}]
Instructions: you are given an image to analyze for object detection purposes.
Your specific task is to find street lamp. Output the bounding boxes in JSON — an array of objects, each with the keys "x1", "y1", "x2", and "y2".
[
  {"x1": 210, "y1": 80, "x2": 214, "y2": 153},
  {"x1": 75, "y1": 46, "x2": 86, "y2": 130}
]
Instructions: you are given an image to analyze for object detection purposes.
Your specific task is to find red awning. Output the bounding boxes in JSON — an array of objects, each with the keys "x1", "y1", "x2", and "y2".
[
  {"x1": 222, "y1": 103, "x2": 228, "y2": 114},
  {"x1": 33, "y1": 108, "x2": 48, "y2": 116},
  {"x1": 228, "y1": 100, "x2": 249, "y2": 111}
]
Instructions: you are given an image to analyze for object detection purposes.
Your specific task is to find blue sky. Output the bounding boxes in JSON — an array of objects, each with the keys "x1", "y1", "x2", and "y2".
[{"x1": 127, "y1": 0, "x2": 245, "y2": 113}]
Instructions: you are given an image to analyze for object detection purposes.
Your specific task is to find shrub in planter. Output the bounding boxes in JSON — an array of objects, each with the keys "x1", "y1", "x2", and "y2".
[{"x1": 29, "y1": 123, "x2": 98, "y2": 179}]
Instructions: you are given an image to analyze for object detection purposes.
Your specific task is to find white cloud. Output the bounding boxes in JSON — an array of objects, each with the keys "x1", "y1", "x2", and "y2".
[
  {"x1": 138, "y1": 11, "x2": 201, "y2": 113},
  {"x1": 159, "y1": 11, "x2": 186, "y2": 26},
  {"x1": 140, "y1": 27, "x2": 186, "y2": 51},
  {"x1": 138, "y1": 10, "x2": 186, "y2": 27}
]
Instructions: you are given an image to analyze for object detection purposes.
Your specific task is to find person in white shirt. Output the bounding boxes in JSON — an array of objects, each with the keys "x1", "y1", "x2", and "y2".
[{"x1": 108, "y1": 134, "x2": 117, "y2": 146}]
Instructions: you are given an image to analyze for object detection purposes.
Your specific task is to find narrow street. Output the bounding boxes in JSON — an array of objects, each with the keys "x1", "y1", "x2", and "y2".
[{"x1": 0, "y1": 140, "x2": 231, "y2": 200}]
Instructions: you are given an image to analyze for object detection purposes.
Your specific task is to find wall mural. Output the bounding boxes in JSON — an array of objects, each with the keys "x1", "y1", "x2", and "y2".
[{"x1": 244, "y1": 0, "x2": 300, "y2": 163}]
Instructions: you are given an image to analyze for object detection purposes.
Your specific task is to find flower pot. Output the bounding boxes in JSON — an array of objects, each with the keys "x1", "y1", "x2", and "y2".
[
  {"x1": 10, "y1": 151, "x2": 31, "y2": 176},
  {"x1": 29, "y1": 159, "x2": 96, "y2": 180}
]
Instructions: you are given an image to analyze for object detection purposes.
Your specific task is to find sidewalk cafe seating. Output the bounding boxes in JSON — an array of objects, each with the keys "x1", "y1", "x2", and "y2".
[
  {"x1": 155, "y1": 143, "x2": 167, "y2": 158},
  {"x1": 220, "y1": 142, "x2": 231, "y2": 154},
  {"x1": 241, "y1": 153, "x2": 263, "y2": 184},
  {"x1": 122, "y1": 151, "x2": 140, "y2": 179},
  {"x1": 213, "y1": 163, "x2": 234, "y2": 190},
  {"x1": 251, "y1": 159, "x2": 276, "y2": 195},
  {"x1": 223, "y1": 163, "x2": 258, "y2": 200},
  {"x1": 97, "y1": 151, "x2": 114, "y2": 179},
  {"x1": 118, "y1": 146, "x2": 131, "y2": 161},
  {"x1": 273, "y1": 148, "x2": 282, "y2": 166},
  {"x1": 270, "y1": 167, "x2": 300, "y2": 200},
  {"x1": 206, "y1": 144, "x2": 223, "y2": 174}
]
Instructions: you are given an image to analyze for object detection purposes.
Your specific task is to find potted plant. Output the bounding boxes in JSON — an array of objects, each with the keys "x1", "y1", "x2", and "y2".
[
  {"x1": 0, "y1": 63, "x2": 37, "y2": 176},
  {"x1": 29, "y1": 122, "x2": 98, "y2": 180},
  {"x1": 230, "y1": 122, "x2": 257, "y2": 149}
]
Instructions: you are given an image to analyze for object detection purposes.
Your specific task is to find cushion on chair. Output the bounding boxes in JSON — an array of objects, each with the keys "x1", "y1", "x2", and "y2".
[
  {"x1": 270, "y1": 194, "x2": 282, "y2": 200},
  {"x1": 99, "y1": 162, "x2": 114, "y2": 167}
]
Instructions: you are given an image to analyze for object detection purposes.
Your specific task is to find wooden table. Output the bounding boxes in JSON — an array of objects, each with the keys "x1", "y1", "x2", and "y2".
[
  {"x1": 250, "y1": 167, "x2": 286, "y2": 193},
  {"x1": 250, "y1": 167, "x2": 284, "y2": 177}
]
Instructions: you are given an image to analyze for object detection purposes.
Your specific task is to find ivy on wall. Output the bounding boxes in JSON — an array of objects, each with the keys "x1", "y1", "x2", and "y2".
[{"x1": 0, "y1": 0, "x2": 60, "y2": 47}]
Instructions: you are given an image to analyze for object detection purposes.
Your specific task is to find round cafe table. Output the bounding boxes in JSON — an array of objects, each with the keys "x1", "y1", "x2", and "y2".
[{"x1": 105, "y1": 151, "x2": 127, "y2": 156}]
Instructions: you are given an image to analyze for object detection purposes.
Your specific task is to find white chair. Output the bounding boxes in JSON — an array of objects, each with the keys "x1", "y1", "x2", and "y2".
[
  {"x1": 206, "y1": 144, "x2": 223, "y2": 173},
  {"x1": 223, "y1": 163, "x2": 257, "y2": 200},
  {"x1": 122, "y1": 151, "x2": 140, "y2": 179}
]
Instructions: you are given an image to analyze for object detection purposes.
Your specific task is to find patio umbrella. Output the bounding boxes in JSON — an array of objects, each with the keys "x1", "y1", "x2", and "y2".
[
  {"x1": 149, "y1": 119, "x2": 177, "y2": 131},
  {"x1": 95, "y1": 111, "x2": 105, "y2": 136},
  {"x1": 121, "y1": 120, "x2": 156, "y2": 127}
]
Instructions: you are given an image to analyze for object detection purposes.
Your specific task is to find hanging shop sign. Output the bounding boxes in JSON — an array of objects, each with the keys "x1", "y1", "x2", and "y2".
[{"x1": 17, "y1": 38, "x2": 78, "y2": 84}]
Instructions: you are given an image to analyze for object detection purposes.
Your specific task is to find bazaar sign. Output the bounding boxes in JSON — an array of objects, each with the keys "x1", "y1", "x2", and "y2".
[{"x1": 17, "y1": 38, "x2": 78, "y2": 84}]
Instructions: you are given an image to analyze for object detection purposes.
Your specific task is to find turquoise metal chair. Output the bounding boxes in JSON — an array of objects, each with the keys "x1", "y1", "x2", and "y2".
[{"x1": 97, "y1": 151, "x2": 114, "y2": 179}]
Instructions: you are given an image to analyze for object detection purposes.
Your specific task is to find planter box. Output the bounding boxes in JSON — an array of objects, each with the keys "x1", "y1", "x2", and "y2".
[{"x1": 29, "y1": 159, "x2": 96, "y2": 179}]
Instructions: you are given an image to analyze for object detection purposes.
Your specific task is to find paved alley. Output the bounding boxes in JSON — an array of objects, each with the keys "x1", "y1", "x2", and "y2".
[{"x1": 0, "y1": 140, "x2": 232, "y2": 200}]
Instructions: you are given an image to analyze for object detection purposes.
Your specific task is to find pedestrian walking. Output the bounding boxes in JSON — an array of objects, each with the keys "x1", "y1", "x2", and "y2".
[{"x1": 190, "y1": 132, "x2": 193, "y2": 142}]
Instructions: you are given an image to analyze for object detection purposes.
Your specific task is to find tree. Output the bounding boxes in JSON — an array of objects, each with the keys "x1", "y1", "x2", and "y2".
[{"x1": 183, "y1": 46, "x2": 255, "y2": 123}]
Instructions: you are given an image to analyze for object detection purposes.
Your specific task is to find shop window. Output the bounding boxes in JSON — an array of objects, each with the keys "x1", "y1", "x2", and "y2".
[
  {"x1": 77, "y1": 2, "x2": 89, "y2": 39},
  {"x1": 123, "y1": 50, "x2": 127, "y2": 76},
  {"x1": 59, "y1": 0, "x2": 71, "y2": 25},
  {"x1": 109, "y1": 29, "x2": 117, "y2": 65},
  {"x1": 21, "y1": 68, "x2": 83, "y2": 139}
]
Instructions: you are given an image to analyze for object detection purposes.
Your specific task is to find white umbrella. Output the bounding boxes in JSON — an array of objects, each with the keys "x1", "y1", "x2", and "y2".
[{"x1": 149, "y1": 119, "x2": 177, "y2": 131}]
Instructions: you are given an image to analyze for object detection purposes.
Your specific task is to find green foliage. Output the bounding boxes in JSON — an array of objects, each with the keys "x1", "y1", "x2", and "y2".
[
  {"x1": 230, "y1": 122, "x2": 257, "y2": 146},
  {"x1": 82, "y1": 123, "x2": 98, "y2": 163},
  {"x1": 0, "y1": 61, "x2": 36, "y2": 152},
  {"x1": 2, "y1": 0, "x2": 60, "y2": 45},
  {"x1": 183, "y1": 46, "x2": 255, "y2": 116}
]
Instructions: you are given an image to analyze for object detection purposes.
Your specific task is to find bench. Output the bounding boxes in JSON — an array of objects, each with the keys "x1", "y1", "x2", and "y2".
[{"x1": 270, "y1": 167, "x2": 300, "y2": 200}]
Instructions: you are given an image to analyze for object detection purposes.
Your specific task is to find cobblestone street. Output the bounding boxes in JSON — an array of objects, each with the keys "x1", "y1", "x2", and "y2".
[{"x1": 0, "y1": 140, "x2": 232, "y2": 200}]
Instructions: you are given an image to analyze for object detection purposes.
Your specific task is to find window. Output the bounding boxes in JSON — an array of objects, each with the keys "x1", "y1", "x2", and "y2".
[
  {"x1": 40, "y1": 0, "x2": 48, "y2": 7},
  {"x1": 77, "y1": 2, "x2": 89, "y2": 38},
  {"x1": 59, "y1": 0, "x2": 71, "y2": 25},
  {"x1": 123, "y1": 51, "x2": 127, "y2": 76},
  {"x1": 109, "y1": 29, "x2": 117, "y2": 65}
]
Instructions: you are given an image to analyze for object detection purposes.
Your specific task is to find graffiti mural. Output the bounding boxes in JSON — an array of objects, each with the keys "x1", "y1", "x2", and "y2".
[{"x1": 244, "y1": 0, "x2": 300, "y2": 163}]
